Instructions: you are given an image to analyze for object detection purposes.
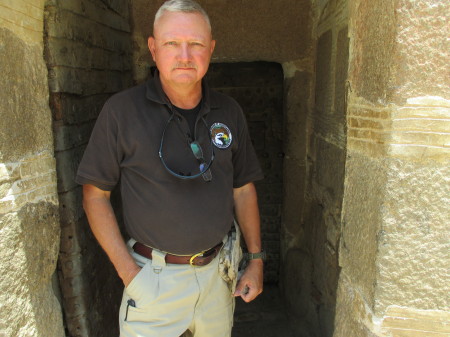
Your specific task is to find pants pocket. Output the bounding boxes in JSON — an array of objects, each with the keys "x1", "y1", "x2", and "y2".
[{"x1": 123, "y1": 262, "x2": 160, "y2": 322}]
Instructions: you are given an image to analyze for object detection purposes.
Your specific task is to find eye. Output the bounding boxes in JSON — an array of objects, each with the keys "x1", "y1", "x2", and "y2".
[{"x1": 165, "y1": 41, "x2": 178, "y2": 46}]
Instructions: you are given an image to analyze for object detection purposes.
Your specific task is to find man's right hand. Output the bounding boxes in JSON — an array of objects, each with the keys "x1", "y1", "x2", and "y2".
[
  {"x1": 83, "y1": 184, "x2": 143, "y2": 289},
  {"x1": 121, "y1": 264, "x2": 142, "y2": 288}
]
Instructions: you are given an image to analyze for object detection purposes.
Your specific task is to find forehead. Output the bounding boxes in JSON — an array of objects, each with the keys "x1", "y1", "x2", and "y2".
[{"x1": 153, "y1": 11, "x2": 211, "y2": 39}]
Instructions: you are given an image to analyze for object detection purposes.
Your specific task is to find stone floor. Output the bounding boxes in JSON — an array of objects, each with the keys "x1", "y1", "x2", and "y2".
[{"x1": 232, "y1": 284, "x2": 295, "y2": 337}]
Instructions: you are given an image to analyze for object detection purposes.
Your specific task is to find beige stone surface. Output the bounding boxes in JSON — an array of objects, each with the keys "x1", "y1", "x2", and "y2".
[
  {"x1": 340, "y1": 1, "x2": 450, "y2": 335},
  {"x1": 392, "y1": 1, "x2": 449, "y2": 103},
  {"x1": 0, "y1": 1, "x2": 64, "y2": 336},
  {"x1": 0, "y1": 28, "x2": 54, "y2": 162},
  {"x1": 0, "y1": 203, "x2": 62, "y2": 337},
  {"x1": 131, "y1": 0, "x2": 312, "y2": 82},
  {"x1": 0, "y1": 0, "x2": 45, "y2": 43},
  {"x1": 339, "y1": 152, "x2": 384, "y2": 309},
  {"x1": 349, "y1": 0, "x2": 449, "y2": 106},
  {"x1": 375, "y1": 158, "x2": 450, "y2": 313},
  {"x1": 334, "y1": 273, "x2": 379, "y2": 337},
  {"x1": 382, "y1": 306, "x2": 450, "y2": 336},
  {"x1": 348, "y1": 0, "x2": 396, "y2": 104}
]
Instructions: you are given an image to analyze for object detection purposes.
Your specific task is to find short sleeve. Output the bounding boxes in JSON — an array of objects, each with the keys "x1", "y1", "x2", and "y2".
[
  {"x1": 75, "y1": 101, "x2": 121, "y2": 191},
  {"x1": 232, "y1": 108, "x2": 264, "y2": 188}
]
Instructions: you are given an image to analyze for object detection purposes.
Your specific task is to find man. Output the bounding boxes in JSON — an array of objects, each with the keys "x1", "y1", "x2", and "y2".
[{"x1": 76, "y1": 1, "x2": 264, "y2": 336}]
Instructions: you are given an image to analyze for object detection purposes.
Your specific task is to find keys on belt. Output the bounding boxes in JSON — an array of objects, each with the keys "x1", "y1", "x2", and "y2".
[{"x1": 133, "y1": 242, "x2": 223, "y2": 266}]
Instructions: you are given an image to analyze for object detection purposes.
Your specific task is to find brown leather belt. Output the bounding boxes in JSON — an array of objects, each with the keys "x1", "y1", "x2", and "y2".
[{"x1": 133, "y1": 242, "x2": 223, "y2": 266}]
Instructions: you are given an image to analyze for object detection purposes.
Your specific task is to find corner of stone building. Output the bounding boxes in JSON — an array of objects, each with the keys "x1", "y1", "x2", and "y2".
[
  {"x1": 336, "y1": 1, "x2": 450, "y2": 336},
  {"x1": 0, "y1": 2, "x2": 65, "y2": 336}
]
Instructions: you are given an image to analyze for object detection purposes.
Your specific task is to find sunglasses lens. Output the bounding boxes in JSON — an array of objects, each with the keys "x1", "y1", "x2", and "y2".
[
  {"x1": 190, "y1": 142, "x2": 203, "y2": 159},
  {"x1": 202, "y1": 169, "x2": 212, "y2": 182}
]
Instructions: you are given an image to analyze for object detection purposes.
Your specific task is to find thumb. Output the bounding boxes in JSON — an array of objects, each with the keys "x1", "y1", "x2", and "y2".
[{"x1": 233, "y1": 283, "x2": 249, "y2": 297}]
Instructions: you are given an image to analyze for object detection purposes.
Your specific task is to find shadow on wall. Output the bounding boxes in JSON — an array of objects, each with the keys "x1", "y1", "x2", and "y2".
[
  {"x1": 281, "y1": 21, "x2": 349, "y2": 337},
  {"x1": 44, "y1": 0, "x2": 133, "y2": 336}
]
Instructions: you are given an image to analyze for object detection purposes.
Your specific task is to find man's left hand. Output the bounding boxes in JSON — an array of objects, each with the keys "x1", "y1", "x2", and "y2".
[{"x1": 233, "y1": 259, "x2": 263, "y2": 302}]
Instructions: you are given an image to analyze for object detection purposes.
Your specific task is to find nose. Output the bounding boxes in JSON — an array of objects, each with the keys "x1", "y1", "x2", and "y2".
[{"x1": 178, "y1": 43, "x2": 191, "y2": 62}]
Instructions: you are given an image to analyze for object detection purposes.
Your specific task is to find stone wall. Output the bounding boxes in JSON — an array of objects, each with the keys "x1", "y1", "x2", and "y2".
[
  {"x1": 0, "y1": 1, "x2": 64, "y2": 336},
  {"x1": 44, "y1": 0, "x2": 133, "y2": 336},
  {"x1": 335, "y1": 0, "x2": 450, "y2": 336},
  {"x1": 282, "y1": 0, "x2": 349, "y2": 336}
]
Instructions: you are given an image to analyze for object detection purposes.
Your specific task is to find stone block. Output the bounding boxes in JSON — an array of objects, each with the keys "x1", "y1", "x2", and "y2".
[
  {"x1": 48, "y1": 66, "x2": 133, "y2": 95},
  {"x1": 282, "y1": 158, "x2": 306, "y2": 238},
  {"x1": 0, "y1": 1, "x2": 44, "y2": 43},
  {"x1": 45, "y1": 8, "x2": 131, "y2": 52},
  {"x1": 58, "y1": 187, "x2": 84, "y2": 226},
  {"x1": 64, "y1": 313, "x2": 90, "y2": 337},
  {"x1": 334, "y1": 273, "x2": 378, "y2": 337},
  {"x1": 339, "y1": 152, "x2": 384, "y2": 308},
  {"x1": 55, "y1": 146, "x2": 88, "y2": 193},
  {"x1": 50, "y1": 93, "x2": 110, "y2": 125},
  {"x1": 61, "y1": 295, "x2": 87, "y2": 319},
  {"x1": 56, "y1": 0, "x2": 130, "y2": 32},
  {"x1": 60, "y1": 219, "x2": 88, "y2": 255},
  {"x1": 348, "y1": 0, "x2": 396, "y2": 104},
  {"x1": 313, "y1": 137, "x2": 346, "y2": 201},
  {"x1": 0, "y1": 28, "x2": 53, "y2": 162},
  {"x1": 334, "y1": 26, "x2": 349, "y2": 121},
  {"x1": 46, "y1": 37, "x2": 132, "y2": 72},
  {"x1": 392, "y1": 0, "x2": 449, "y2": 103},
  {"x1": 375, "y1": 158, "x2": 450, "y2": 313},
  {"x1": 0, "y1": 202, "x2": 63, "y2": 337},
  {"x1": 53, "y1": 120, "x2": 95, "y2": 152},
  {"x1": 282, "y1": 248, "x2": 319, "y2": 336},
  {"x1": 284, "y1": 71, "x2": 311, "y2": 162},
  {"x1": 382, "y1": 306, "x2": 450, "y2": 337},
  {"x1": 19, "y1": 153, "x2": 56, "y2": 179},
  {"x1": 315, "y1": 29, "x2": 333, "y2": 117}
]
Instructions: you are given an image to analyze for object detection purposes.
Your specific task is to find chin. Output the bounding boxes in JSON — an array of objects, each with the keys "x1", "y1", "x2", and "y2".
[{"x1": 172, "y1": 75, "x2": 198, "y2": 85}]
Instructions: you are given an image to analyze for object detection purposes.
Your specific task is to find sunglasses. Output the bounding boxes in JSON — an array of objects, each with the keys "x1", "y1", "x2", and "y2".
[{"x1": 159, "y1": 112, "x2": 214, "y2": 182}]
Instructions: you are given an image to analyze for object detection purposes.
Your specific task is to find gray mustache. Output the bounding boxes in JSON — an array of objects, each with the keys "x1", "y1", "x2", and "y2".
[{"x1": 173, "y1": 63, "x2": 197, "y2": 69}]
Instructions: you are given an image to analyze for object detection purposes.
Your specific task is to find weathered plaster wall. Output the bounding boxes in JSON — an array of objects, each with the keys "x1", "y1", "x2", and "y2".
[
  {"x1": 44, "y1": 0, "x2": 133, "y2": 336},
  {"x1": 0, "y1": 1, "x2": 64, "y2": 336},
  {"x1": 335, "y1": 0, "x2": 450, "y2": 336}
]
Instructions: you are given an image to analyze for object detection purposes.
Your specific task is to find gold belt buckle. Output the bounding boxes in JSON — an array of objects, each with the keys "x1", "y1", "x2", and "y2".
[{"x1": 189, "y1": 251, "x2": 205, "y2": 266}]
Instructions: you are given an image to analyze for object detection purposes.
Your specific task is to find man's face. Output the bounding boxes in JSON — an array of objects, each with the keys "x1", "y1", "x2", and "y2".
[{"x1": 148, "y1": 11, "x2": 215, "y2": 91}]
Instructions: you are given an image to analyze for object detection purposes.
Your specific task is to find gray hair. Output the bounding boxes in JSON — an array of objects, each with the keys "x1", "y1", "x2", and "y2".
[{"x1": 154, "y1": 0, "x2": 211, "y2": 31}]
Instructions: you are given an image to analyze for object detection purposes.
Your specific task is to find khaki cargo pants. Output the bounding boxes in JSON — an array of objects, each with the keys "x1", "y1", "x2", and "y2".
[{"x1": 119, "y1": 240, "x2": 234, "y2": 337}]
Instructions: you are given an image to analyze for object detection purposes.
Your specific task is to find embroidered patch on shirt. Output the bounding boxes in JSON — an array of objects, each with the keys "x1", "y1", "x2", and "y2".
[{"x1": 210, "y1": 123, "x2": 232, "y2": 149}]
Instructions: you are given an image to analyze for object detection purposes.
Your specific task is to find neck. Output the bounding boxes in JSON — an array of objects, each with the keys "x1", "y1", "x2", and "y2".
[{"x1": 160, "y1": 81, "x2": 203, "y2": 109}]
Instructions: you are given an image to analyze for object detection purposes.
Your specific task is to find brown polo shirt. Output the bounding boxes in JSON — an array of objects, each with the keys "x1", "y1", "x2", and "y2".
[{"x1": 76, "y1": 72, "x2": 263, "y2": 255}]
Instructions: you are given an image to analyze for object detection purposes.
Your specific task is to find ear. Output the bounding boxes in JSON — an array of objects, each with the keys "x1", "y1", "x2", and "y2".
[
  {"x1": 210, "y1": 39, "x2": 216, "y2": 55},
  {"x1": 148, "y1": 36, "x2": 156, "y2": 61}
]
